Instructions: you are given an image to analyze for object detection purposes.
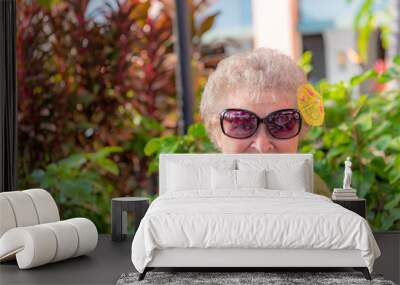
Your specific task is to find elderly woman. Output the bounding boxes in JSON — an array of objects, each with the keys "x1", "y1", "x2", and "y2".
[{"x1": 200, "y1": 48, "x2": 330, "y2": 197}]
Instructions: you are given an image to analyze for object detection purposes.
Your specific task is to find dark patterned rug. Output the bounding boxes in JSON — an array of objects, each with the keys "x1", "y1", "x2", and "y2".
[{"x1": 116, "y1": 271, "x2": 396, "y2": 285}]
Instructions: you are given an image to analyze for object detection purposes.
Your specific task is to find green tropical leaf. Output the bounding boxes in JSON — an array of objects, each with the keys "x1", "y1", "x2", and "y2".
[
  {"x1": 59, "y1": 154, "x2": 87, "y2": 168},
  {"x1": 354, "y1": 113, "x2": 372, "y2": 131},
  {"x1": 159, "y1": 136, "x2": 179, "y2": 153},
  {"x1": 372, "y1": 135, "x2": 392, "y2": 151},
  {"x1": 298, "y1": 51, "x2": 313, "y2": 74},
  {"x1": 350, "y1": 70, "x2": 377, "y2": 87},
  {"x1": 90, "y1": 146, "x2": 123, "y2": 161},
  {"x1": 394, "y1": 55, "x2": 400, "y2": 66},
  {"x1": 389, "y1": 169, "x2": 400, "y2": 184},
  {"x1": 144, "y1": 138, "x2": 161, "y2": 156},
  {"x1": 380, "y1": 208, "x2": 400, "y2": 230},
  {"x1": 96, "y1": 158, "x2": 119, "y2": 175},
  {"x1": 384, "y1": 194, "x2": 400, "y2": 210},
  {"x1": 147, "y1": 159, "x2": 159, "y2": 175},
  {"x1": 388, "y1": 137, "x2": 400, "y2": 151},
  {"x1": 188, "y1": 123, "x2": 207, "y2": 138}
]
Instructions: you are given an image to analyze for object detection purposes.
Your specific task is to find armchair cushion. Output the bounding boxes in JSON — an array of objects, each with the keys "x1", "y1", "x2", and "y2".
[
  {"x1": 0, "y1": 189, "x2": 59, "y2": 237},
  {"x1": 0, "y1": 218, "x2": 97, "y2": 269},
  {"x1": 0, "y1": 189, "x2": 98, "y2": 269}
]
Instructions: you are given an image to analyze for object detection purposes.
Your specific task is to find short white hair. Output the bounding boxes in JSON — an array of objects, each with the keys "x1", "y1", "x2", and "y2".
[{"x1": 200, "y1": 48, "x2": 307, "y2": 145}]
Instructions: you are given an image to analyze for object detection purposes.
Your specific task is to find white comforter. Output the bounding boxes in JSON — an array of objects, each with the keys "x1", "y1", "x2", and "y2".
[{"x1": 131, "y1": 190, "x2": 380, "y2": 273}]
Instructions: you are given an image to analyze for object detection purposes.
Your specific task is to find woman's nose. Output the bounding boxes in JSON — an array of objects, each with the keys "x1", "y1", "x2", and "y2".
[{"x1": 250, "y1": 125, "x2": 274, "y2": 153}]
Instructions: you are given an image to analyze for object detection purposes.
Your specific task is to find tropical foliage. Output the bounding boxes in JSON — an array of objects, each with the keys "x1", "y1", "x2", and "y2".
[
  {"x1": 16, "y1": 0, "x2": 220, "y2": 232},
  {"x1": 31, "y1": 147, "x2": 122, "y2": 233},
  {"x1": 300, "y1": 55, "x2": 400, "y2": 231}
]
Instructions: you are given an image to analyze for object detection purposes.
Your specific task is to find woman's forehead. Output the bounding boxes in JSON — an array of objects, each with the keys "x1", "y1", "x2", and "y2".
[{"x1": 219, "y1": 90, "x2": 297, "y2": 115}]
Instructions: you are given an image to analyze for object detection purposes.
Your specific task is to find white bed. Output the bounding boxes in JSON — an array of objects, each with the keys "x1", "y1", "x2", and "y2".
[{"x1": 131, "y1": 154, "x2": 380, "y2": 280}]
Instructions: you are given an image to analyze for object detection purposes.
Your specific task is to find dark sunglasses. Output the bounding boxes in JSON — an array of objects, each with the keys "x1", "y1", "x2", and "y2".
[{"x1": 220, "y1": 108, "x2": 302, "y2": 140}]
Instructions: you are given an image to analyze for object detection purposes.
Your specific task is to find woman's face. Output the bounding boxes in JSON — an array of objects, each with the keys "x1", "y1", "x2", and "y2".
[{"x1": 214, "y1": 90, "x2": 300, "y2": 154}]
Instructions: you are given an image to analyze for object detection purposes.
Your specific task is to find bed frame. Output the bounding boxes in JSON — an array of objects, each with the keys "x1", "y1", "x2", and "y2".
[
  {"x1": 138, "y1": 154, "x2": 371, "y2": 281},
  {"x1": 140, "y1": 248, "x2": 371, "y2": 280}
]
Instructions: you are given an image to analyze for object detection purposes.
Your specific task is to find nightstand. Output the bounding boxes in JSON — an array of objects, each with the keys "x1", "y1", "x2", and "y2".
[
  {"x1": 332, "y1": 198, "x2": 366, "y2": 218},
  {"x1": 111, "y1": 197, "x2": 150, "y2": 242}
]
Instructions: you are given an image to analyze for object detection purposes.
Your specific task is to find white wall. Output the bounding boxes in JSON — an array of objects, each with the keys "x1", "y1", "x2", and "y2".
[
  {"x1": 252, "y1": 0, "x2": 300, "y2": 59},
  {"x1": 323, "y1": 29, "x2": 363, "y2": 83}
]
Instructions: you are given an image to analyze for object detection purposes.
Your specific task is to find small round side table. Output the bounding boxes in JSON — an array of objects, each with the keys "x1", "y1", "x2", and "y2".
[{"x1": 111, "y1": 197, "x2": 149, "y2": 242}]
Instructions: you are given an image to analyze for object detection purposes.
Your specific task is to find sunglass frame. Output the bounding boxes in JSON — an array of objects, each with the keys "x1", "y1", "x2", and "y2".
[{"x1": 219, "y1": 108, "x2": 302, "y2": 140}]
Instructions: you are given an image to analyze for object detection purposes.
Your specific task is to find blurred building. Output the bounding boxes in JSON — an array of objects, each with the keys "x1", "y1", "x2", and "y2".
[
  {"x1": 298, "y1": 0, "x2": 387, "y2": 84},
  {"x1": 201, "y1": 0, "x2": 389, "y2": 84}
]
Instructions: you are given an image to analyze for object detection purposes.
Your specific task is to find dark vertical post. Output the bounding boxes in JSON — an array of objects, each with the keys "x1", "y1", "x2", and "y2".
[
  {"x1": 0, "y1": 0, "x2": 18, "y2": 192},
  {"x1": 174, "y1": 0, "x2": 193, "y2": 135}
]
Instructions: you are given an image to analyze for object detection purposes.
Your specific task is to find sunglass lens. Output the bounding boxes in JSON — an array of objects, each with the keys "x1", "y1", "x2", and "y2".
[
  {"x1": 222, "y1": 110, "x2": 258, "y2": 139},
  {"x1": 267, "y1": 110, "x2": 301, "y2": 139}
]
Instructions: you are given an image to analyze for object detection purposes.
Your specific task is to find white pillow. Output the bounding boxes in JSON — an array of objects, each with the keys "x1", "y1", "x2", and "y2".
[
  {"x1": 211, "y1": 168, "x2": 236, "y2": 190},
  {"x1": 211, "y1": 168, "x2": 267, "y2": 190},
  {"x1": 167, "y1": 162, "x2": 209, "y2": 191},
  {"x1": 238, "y1": 159, "x2": 309, "y2": 191},
  {"x1": 266, "y1": 167, "x2": 307, "y2": 191},
  {"x1": 167, "y1": 160, "x2": 235, "y2": 192},
  {"x1": 236, "y1": 169, "x2": 267, "y2": 189}
]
